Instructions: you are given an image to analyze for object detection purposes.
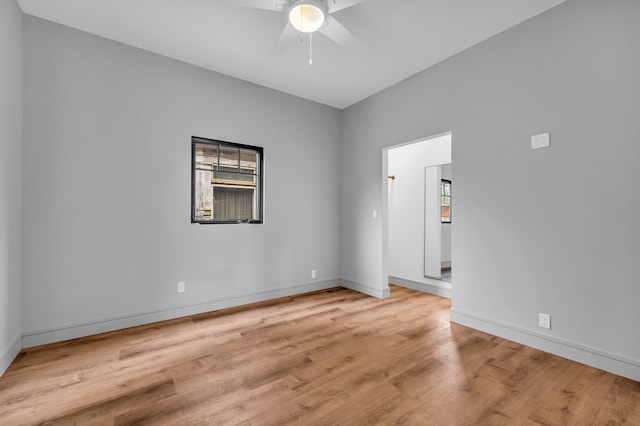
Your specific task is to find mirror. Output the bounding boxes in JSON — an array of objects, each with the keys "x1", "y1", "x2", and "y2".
[{"x1": 424, "y1": 164, "x2": 452, "y2": 281}]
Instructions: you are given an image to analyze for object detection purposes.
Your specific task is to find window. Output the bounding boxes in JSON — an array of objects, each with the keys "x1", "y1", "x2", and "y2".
[
  {"x1": 192, "y1": 137, "x2": 263, "y2": 224},
  {"x1": 441, "y1": 179, "x2": 451, "y2": 223}
]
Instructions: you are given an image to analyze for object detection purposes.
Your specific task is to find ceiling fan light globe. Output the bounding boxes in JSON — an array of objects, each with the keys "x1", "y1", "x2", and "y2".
[{"x1": 289, "y1": 3, "x2": 325, "y2": 33}]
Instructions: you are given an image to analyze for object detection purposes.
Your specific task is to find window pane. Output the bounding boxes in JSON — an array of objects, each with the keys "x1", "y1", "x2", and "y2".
[
  {"x1": 441, "y1": 205, "x2": 451, "y2": 222},
  {"x1": 212, "y1": 171, "x2": 256, "y2": 183},
  {"x1": 195, "y1": 144, "x2": 217, "y2": 171},
  {"x1": 212, "y1": 187, "x2": 256, "y2": 221},
  {"x1": 220, "y1": 146, "x2": 239, "y2": 171},
  {"x1": 240, "y1": 149, "x2": 257, "y2": 174},
  {"x1": 194, "y1": 170, "x2": 213, "y2": 220}
]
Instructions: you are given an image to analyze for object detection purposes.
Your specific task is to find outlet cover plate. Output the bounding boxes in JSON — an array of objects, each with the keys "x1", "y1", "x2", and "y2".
[{"x1": 539, "y1": 312, "x2": 551, "y2": 329}]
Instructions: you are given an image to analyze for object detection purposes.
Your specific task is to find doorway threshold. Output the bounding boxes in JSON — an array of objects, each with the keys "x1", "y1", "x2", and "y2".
[{"x1": 388, "y1": 275, "x2": 451, "y2": 299}]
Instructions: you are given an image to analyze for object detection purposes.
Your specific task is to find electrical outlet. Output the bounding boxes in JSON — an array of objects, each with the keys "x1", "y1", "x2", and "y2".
[
  {"x1": 539, "y1": 312, "x2": 551, "y2": 329},
  {"x1": 311, "y1": 270, "x2": 317, "y2": 279},
  {"x1": 177, "y1": 281, "x2": 185, "y2": 294},
  {"x1": 531, "y1": 132, "x2": 550, "y2": 149}
]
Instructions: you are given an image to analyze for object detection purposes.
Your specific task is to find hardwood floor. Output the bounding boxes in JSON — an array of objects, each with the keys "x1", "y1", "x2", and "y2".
[{"x1": 1, "y1": 286, "x2": 638, "y2": 425}]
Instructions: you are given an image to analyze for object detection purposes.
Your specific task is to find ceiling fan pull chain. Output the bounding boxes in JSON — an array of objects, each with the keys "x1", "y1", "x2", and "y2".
[{"x1": 309, "y1": 32, "x2": 313, "y2": 65}]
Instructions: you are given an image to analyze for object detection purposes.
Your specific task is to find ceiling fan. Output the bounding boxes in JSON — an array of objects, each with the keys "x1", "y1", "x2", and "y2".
[{"x1": 218, "y1": 0, "x2": 369, "y2": 62}]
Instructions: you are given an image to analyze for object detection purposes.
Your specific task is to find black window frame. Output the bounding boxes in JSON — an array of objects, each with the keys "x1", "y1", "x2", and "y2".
[{"x1": 191, "y1": 136, "x2": 264, "y2": 224}]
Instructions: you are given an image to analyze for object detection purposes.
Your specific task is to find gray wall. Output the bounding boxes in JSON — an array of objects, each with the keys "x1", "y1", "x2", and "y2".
[
  {"x1": 341, "y1": 0, "x2": 640, "y2": 380},
  {"x1": 0, "y1": 0, "x2": 23, "y2": 373},
  {"x1": 22, "y1": 16, "x2": 342, "y2": 346},
  {"x1": 7, "y1": 0, "x2": 640, "y2": 382}
]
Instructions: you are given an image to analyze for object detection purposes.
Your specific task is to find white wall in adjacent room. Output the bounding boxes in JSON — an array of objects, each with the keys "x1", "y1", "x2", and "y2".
[{"x1": 387, "y1": 134, "x2": 451, "y2": 284}]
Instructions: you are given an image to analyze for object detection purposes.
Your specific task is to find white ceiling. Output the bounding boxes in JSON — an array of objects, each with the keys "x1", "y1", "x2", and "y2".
[{"x1": 17, "y1": 0, "x2": 567, "y2": 109}]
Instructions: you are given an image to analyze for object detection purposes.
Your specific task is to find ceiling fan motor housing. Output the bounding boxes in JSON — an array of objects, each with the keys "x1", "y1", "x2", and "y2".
[{"x1": 288, "y1": 0, "x2": 328, "y2": 33}]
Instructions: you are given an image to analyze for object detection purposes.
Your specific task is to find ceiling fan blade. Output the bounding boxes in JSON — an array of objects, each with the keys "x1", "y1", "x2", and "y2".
[
  {"x1": 328, "y1": 0, "x2": 369, "y2": 13},
  {"x1": 272, "y1": 22, "x2": 300, "y2": 55},
  {"x1": 216, "y1": 0, "x2": 285, "y2": 12},
  {"x1": 319, "y1": 16, "x2": 362, "y2": 49}
]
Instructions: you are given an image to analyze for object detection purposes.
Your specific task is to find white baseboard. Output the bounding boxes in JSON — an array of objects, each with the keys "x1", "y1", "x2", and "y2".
[
  {"x1": 341, "y1": 279, "x2": 390, "y2": 299},
  {"x1": 389, "y1": 275, "x2": 451, "y2": 299},
  {"x1": 22, "y1": 279, "x2": 341, "y2": 348},
  {"x1": 450, "y1": 308, "x2": 640, "y2": 382},
  {"x1": 0, "y1": 335, "x2": 22, "y2": 376}
]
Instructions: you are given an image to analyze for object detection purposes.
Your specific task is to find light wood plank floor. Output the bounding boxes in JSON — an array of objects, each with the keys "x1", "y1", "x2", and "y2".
[{"x1": 1, "y1": 286, "x2": 638, "y2": 425}]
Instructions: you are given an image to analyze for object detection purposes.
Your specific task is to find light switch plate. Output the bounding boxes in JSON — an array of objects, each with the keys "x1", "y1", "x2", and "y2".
[{"x1": 532, "y1": 132, "x2": 550, "y2": 149}]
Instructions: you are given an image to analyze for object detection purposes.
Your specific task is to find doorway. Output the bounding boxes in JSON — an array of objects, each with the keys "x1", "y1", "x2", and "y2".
[{"x1": 382, "y1": 132, "x2": 452, "y2": 298}]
